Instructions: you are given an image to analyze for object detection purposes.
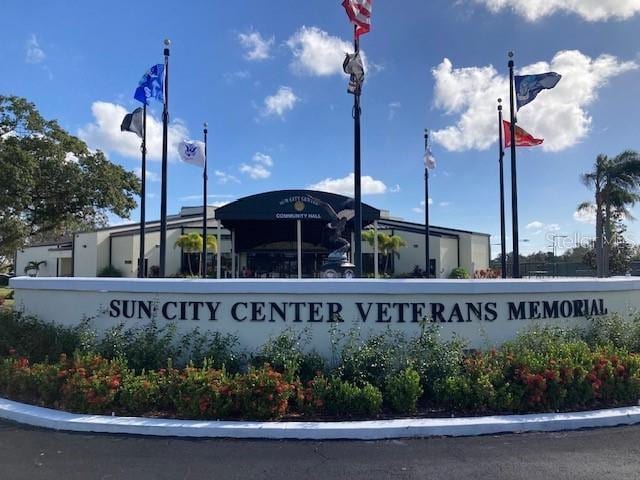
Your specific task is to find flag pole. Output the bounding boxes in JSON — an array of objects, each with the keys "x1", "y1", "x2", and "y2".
[
  {"x1": 159, "y1": 39, "x2": 170, "y2": 278},
  {"x1": 202, "y1": 122, "x2": 208, "y2": 279},
  {"x1": 497, "y1": 99, "x2": 507, "y2": 279},
  {"x1": 138, "y1": 104, "x2": 147, "y2": 278},
  {"x1": 508, "y1": 51, "x2": 520, "y2": 278},
  {"x1": 353, "y1": 25, "x2": 363, "y2": 278},
  {"x1": 424, "y1": 129, "x2": 431, "y2": 278}
]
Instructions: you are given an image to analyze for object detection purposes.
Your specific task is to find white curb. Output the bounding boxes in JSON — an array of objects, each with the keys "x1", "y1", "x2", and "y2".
[{"x1": 2, "y1": 397, "x2": 640, "y2": 440}]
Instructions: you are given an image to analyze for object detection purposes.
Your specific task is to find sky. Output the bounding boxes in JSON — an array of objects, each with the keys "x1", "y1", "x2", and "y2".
[{"x1": 2, "y1": 0, "x2": 640, "y2": 258}]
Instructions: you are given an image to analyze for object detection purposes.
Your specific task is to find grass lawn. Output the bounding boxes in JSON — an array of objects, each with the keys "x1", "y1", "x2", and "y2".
[{"x1": 0, "y1": 287, "x2": 14, "y2": 310}]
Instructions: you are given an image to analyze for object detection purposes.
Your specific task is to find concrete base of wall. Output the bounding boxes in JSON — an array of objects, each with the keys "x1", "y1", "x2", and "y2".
[{"x1": 2, "y1": 398, "x2": 640, "y2": 440}]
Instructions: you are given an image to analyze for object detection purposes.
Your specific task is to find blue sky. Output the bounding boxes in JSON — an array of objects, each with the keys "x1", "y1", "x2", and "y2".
[{"x1": 2, "y1": 0, "x2": 640, "y2": 257}]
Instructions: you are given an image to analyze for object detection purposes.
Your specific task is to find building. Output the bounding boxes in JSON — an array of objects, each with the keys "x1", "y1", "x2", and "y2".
[{"x1": 15, "y1": 190, "x2": 490, "y2": 279}]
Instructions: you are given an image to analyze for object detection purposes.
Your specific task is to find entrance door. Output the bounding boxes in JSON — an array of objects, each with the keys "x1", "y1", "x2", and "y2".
[{"x1": 246, "y1": 251, "x2": 325, "y2": 278}]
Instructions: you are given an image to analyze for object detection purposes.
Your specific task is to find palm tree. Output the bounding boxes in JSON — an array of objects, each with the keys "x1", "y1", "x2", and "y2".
[
  {"x1": 174, "y1": 233, "x2": 218, "y2": 277},
  {"x1": 362, "y1": 228, "x2": 385, "y2": 274},
  {"x1": 24, "y1": 260, "x2": 46, "y2": 277},
  {"x1": 380, "y1": 234, "x2": 406, "y2": 275},
  {"x1": 578, "y1": 151, "x2": 640, "y2": 277}
]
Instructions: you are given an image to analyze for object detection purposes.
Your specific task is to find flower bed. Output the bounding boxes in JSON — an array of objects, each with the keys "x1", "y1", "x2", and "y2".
[{"x1": 1, "y1": 310, "x2": 640, "y2": 420}]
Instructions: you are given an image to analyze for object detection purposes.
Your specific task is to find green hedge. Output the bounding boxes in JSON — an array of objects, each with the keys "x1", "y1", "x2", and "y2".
[{"x1": 1, "y1": 310, "x2": 640, "y2": 420}]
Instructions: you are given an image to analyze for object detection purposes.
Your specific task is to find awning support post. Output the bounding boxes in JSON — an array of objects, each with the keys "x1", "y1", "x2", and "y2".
[
  {"x1": 216, "y1": 222, "x2": 222, "y2": 279},
  {"x1": 374, "y1": 221, "x2": 379, "y2": 279},
  {"x1": 231, "y1": 229, "x2": 236, "y2": 279},
  {"x1": 297, "y1": 220, "x2": 302, "y2": 279}
]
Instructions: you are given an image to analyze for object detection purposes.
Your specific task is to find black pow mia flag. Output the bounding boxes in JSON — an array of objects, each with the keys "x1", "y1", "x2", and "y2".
[
  {"x1": 120, "y1": 107, "x2": 144, "y2": 139},
  {"x1": 343, "y1": 52, "x2": 365, "y2": 95}
]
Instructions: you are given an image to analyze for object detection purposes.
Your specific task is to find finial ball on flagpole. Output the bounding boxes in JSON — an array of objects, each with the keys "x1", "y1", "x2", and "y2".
[
  {"x1": 164, "y1": 39, "x2": 171, "y2": 47},
  {"x1": 508, "y1": 51, "x2": 514, "y2": 58},
  {"x1": 498, "y1": 98, "x2": 502, "y2": 103}
]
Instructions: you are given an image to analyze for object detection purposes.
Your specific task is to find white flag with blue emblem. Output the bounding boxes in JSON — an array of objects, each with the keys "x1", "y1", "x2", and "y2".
[{"x1": 178, "y1": 140, "x2": 206, "y2": 168}]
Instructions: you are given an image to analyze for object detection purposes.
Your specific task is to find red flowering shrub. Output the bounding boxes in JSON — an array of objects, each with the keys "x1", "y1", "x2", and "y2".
[
  {"x1": 170, "y1": 367, "x2": 234, "y2": 419},
  {"x1": 295, "y1": 374, "x2": 331, "y2": 416},
  {"x1": 474, "y1": 269, "x2": 502, "y2": 279},
  {"x1": 118, "y1": 370, "x2": 164, "y2": 416},
  {"x1": 0, "y1": 356, "x2": 61, "y2": 406},
  {"x1": 232, "y1": 365, "x2": 293, "y2": 420},
  {"x1": 58, "y1": 354, "x2": 128, "y2": 414}
]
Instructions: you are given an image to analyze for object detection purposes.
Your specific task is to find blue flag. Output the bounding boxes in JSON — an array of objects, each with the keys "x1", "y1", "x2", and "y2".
[
  {"x1": 134, "y1": 64, "x2": 164, "y2": 105},
  {"x1": 514, "y1": 72, "x2": 561, "y2": 110}
]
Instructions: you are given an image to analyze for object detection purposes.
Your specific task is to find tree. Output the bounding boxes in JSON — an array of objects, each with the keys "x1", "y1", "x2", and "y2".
[
  {"x1": 380, "y1": 234, "x2": 407, "y2": 274},
  {"x1": 577, "y1": 151, "x2": 640, "y2": 277},
  {"x1": 362, "y1": 230, "x2": 406, "y2": 275},
  {"x1": 0, "y1": 96, "x2": 140, "y2": 261},
  {"x1": 24, "y1": 260, "x2": 46, "y2": 277},
  {"x1": 174, "y1": 233, "x2": 218, "y2": 276},
  {"x1": 583, "y1": 216, "x2": 634, "y2": 276}
]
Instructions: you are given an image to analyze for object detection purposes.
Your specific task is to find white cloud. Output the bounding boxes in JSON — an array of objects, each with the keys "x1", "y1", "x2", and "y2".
[
  {"x1": 413, "y1": 198, "x2": 434, "y2": 213},
  {"x1": 214, "y1": 170, "x2": 240, "y2": 184},
  {"x1": 287, "y1": 26, "x2": 355, "y2": 76},
  {"x1": 134, "y1": 168, "x2": 160, "y2": 183},
  {"x1": 26, "y1": 34, "x2": 45, "y2": 64},
  {"x1": 474, "y1": 0, "x2": 640, "y2": 22},
  {"x1": 78, "y1": 101, "x2": 189, "y2": 161},
  {"x1": 431, "y1": 51, "x2": 637, "y2": 152},
  {"x1": 388, "y1": 102, "x2": 402, "y2": 120},
  {"x1": 240, "y1": 152, "x2": 274, "y2": 180},
  {"x1": 526, "y1": 221, "x2": 546, "y2": 230},
  {"x1": 252, "y1": 152, "x2": 273, "y2": 167},
  {"x1": 262, "y1": 87, "x2": 299, "y2": 118},
  {"x1": 238, "y1": 30, "x2": 274, "y2": 61},
  {"x1": 574, "y1": 204, "x2": 597, "y2": 224},
  {"x1": 526, "y1": 221, "x2": 562, "y2": 234},
  {"x1": 390, "y1": 184, "x2": 401, "y2": 193},
  {"x1": 307, "y1": 173, "x2": 388, "y2": 196},
  {"x1": 240, "y1": 163, "x2": 271, "y2": 180}
]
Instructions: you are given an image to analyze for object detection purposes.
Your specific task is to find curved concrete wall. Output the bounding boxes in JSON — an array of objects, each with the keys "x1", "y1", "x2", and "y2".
[{"x1": 10, "y1": 277, "x2": 640, "y2": 354}]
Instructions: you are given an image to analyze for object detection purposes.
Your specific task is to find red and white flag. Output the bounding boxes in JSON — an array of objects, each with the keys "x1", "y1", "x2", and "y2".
[
  {"x1": 503, "y1": 120, "x2": 543, "y2": 148},
  {"x1": 342, "y1": 0, "x2": 372, "y2": 37}
]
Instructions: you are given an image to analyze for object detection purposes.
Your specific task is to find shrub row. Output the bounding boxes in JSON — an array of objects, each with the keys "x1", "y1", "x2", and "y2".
[
  {"x1": 1, "y1": 310, "x2": 640, "y2": 419},
  {"x1": 0, "y1": 353, "x2": 388, "y2": 419}
]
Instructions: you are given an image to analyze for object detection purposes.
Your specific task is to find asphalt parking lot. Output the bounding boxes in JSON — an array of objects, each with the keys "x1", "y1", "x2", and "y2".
[{"x1": 1, "y1": 420, "x2": 640, "y2": 479}]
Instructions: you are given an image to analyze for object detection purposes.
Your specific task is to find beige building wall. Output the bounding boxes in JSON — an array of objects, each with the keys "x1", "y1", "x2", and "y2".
[
  {"x1": 16, "y1": 245, "x2": 73, "y2": 278},
  {"x1": 16, "y1": 246, "x2": 56, "y2": 277},
  {"x1": 73, "y1": 232, "x2": 98, "y2": 276},
  {"x1": 471, "y1": 234, "x2": 491, "y2": 273},
  {"x1": 111, "y1": 236, "x2": 135, "y2": 277},
  {"x1": 439, "y1": 237, "x2": 459, "y2": 278}
]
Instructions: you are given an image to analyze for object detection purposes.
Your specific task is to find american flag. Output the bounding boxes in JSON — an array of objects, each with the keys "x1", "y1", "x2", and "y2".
[{"x1": 341, "y1": 0, "x2": 372, "y2": 37}]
